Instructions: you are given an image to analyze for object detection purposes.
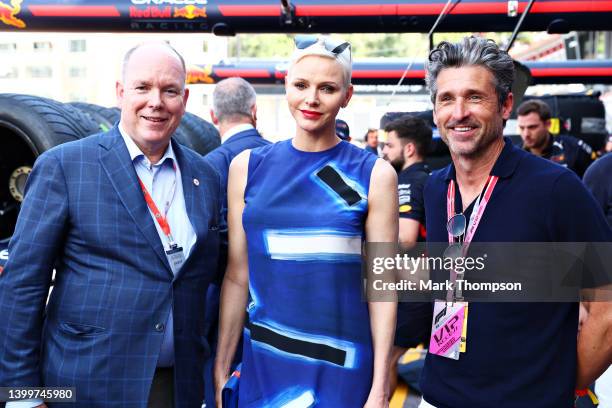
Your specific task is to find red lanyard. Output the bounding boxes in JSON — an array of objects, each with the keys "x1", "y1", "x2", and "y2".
[
  {"x1": 138, "y1": 167, "x2": 177, "y2": 246},
  {"x1": 447, "y1": 175, "x2": 499, "y2": 249}
]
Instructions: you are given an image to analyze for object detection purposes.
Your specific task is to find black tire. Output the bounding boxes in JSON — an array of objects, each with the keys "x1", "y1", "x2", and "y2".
[
  {"x1": 90, "y1": 105, "x2": 219, "y2": 156},
  {"x1": 0, "y1": 93, "x2": 100, "y2": 241},
  {"x1": 69, "y1": 102, "x2": 120, "y2": 132},
  {"x1": 178, "y1": 112, "x2": 221, "y2": 156}
]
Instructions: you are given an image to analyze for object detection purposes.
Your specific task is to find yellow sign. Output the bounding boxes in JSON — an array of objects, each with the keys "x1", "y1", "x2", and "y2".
[
  {"x1": 187, "y1": 65, "x2": 214, "y2": 84},
  {"x1": 0, "y1": 0, "x2": 25, "y2": 29},
  {"x1": 548, "y1": 117, "x2": 560, "y2": 135}
]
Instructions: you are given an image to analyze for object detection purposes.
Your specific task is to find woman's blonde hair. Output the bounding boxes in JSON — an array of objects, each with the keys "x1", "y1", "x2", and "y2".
[{"x1": 288, "y1": 36, "x2": 352, "y2": 87}]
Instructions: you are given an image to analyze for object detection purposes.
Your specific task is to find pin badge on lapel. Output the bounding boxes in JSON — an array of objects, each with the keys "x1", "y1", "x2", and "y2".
[{"x1": 193, "y1": 178, "x2": 200, "y2": 186}]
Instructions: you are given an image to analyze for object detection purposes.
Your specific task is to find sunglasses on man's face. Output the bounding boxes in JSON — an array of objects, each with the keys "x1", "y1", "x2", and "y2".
[{"x1": 294, "y1": 37, "x2": 351, "y2": 56}]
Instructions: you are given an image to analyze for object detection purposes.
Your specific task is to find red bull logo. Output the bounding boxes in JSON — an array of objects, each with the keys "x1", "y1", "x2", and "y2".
[
  {"x1": 130, "y1": 6, "x2": 171, "y2": 18},
  {"x1": 187, "y1": 65, "x2": 214, "y2": 84},
  {"x1": 174, "y1": 5, "x2": 206, "y2": 19},
  {"x1": 0, "y1": 0, "x2": 26, "y2": 29}
]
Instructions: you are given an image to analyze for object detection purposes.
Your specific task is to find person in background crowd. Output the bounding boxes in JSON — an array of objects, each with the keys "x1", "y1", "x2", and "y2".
[
  {"x1": 0, "y1": 42, "x2": 222, "y2": 408},
  {"x1": 382, "y1": 115, "x2": 433, "y2": 396},
  {"x1": 205, "y1": 76, "x2": 271, "y2": 271},
  {"x1": 206, "y1": 77, "x2": 270, "y2": 187},
  {"x1": 203, "y1": 76, "x2": 270, "y2": 408},
  {"x1": 584, "y1": 153, "x2": 612, "y2": 228},
  {"x1": 419, "y1": 36, "x2": 612, "y2": 408},
  {"x1": 517, "y1": 99, "x2": 595, "y2": 177},
  {"x1": 382, "y1": 116, "x2": 432, "y2": 249},
  {"x1": 215, "y1": 36, "x2": 397, "y2": 407},
  {"x1": 583, "y1": 152, "x2": 612, "y2": 407},
  {"x1": 365, "y1": 128, "x2": 382, "y2": 156},
  {"x1": 336, "y1": 118, "x2": 351, "y2": 141}
]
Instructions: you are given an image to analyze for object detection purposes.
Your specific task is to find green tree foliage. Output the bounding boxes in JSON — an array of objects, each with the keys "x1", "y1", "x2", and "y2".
[
  {"x1": 228, "y1": 34, "x2": 294, "y2": 59},
  {"x1": 227, "y1": 32, "x2": 529, "y2": 60},
  {"x1": 341, "y1": 34, "x2": 429, "y2": 58},
  {"x1": 228, "y1": 33, "x2": 430, "y2": 60}
]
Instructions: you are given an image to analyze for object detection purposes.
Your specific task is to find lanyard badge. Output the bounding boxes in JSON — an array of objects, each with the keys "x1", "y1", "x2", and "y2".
[
  {"x1": 138, "y1": 176, "x2": 185, "y2": 274},
  {"x1": 165, "y1": 243, "x2": 186, "y2": 274},
  {"x1": 430, "y1": 301, "x2": 468, "y2": 360},
  {"x1": 429, "y1": 175, "x2": 498, "y2": 360}
]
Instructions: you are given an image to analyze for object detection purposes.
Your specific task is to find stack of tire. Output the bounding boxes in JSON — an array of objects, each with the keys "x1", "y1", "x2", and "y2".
[{"x1": 0, "y1": 94, "x2": 220, "y2": 244}]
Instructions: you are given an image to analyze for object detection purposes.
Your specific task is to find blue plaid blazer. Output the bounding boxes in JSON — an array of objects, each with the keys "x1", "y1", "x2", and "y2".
[{"x1": 0, "y1": 127, "x2": 222, "y2": 407}]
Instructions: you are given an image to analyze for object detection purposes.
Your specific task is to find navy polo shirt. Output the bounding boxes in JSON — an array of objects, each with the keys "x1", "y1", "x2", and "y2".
[
  {"x1": 583, "y1": 153, "x2": 612, "y2": 227},
  {"x1": 420, "y1": 138, "x2": 612, "y2": 408}
]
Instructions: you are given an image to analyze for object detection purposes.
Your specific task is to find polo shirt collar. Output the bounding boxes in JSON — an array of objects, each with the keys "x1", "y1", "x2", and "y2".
[{"x1": 443, "y1": 137, "x2": 521, "y2": 181}]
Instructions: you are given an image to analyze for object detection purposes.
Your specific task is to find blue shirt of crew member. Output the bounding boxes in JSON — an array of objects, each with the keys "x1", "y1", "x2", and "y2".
[{"x1": 382, "y1": 115, "x2": 433, "y2": 351}]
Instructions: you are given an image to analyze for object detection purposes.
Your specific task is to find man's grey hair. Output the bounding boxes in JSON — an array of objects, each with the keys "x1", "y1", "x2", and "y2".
[
  {"x1": 426, "y1": 36, "x2": 515, "y2": 108},
  {"x1": 122, "y1": 41, "x2": 186, "y2": 87},
  {"x1": 212, "y1": 77, "x2": 257, "y2": 122}
]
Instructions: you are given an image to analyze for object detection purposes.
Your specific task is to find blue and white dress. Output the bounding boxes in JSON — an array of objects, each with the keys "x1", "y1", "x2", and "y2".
[{"x1": 239, "y1": 139, "x2": 378, "y2": 407}]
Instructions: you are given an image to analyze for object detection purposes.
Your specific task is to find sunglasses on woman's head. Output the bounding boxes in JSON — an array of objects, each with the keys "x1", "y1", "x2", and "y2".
[{"x1": 294, "y1": 37, "x2": 351, "y2": 57}]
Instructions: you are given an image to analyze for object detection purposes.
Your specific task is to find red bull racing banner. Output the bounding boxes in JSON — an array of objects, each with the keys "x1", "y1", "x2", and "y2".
[
  {"x1": 1, "y1": 0, "x2": 612, "y2": 33},
  {"x1": 187, "y1": 59, "x2": 612, "y2": 85}
]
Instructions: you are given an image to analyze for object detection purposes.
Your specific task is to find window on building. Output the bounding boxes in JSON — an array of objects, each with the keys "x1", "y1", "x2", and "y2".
[
  {"x1": 0, "y1": 43, "x2": 17, "y2": 52},
  {"x1": 69, "y1": 94, "x2": 87, "y2": 102},
  {"x1": 0, "y1": 67, "x2": 18, "y2": 79},
  {"x1": 27, "y1": 66, "x2": 53, "y2": 78},
  {"x1": 69, "y1": 67, "x2": 87, "y2": 78},
  {"x1": 70, "y1": 40, "x2": 86, "y2": 53},
  {"x1": 33, "y1": 42, "x2": 53, "y2": 52}
]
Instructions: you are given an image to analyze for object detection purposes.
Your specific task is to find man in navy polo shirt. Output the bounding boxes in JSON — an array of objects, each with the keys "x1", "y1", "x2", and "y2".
[{"x1": 419, "y1": 36, "x2": 612, "y2": 408}]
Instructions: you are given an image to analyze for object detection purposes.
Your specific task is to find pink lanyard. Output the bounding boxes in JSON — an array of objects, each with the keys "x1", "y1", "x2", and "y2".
[{"x1": 446, "y1": 175, "x2": 499, "y2": 250}]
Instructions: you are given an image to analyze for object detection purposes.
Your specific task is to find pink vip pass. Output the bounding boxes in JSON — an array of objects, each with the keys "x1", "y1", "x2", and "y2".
[{"x1": 429, "y1": 300, "x2": 468, "y2": 360}]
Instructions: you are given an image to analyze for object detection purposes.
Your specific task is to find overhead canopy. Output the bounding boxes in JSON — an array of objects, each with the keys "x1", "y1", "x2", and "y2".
[{"x1": 1, "y1": 0, "x2": 611, "y2": 33}]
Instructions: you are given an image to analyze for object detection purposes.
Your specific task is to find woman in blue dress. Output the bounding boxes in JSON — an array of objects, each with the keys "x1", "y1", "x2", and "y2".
[{"x1": 215, "y1": 36, "x2": 398, "y2": 408}]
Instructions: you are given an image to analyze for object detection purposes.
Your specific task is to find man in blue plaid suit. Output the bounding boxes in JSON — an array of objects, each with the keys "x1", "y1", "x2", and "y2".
[{"x1": 0, "y1": 42, "x2": 222, "y2": 407}]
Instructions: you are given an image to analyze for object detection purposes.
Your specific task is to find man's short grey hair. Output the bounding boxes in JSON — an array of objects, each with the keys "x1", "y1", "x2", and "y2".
[
  {"x1": 212, "y1": 77, "x2": 257, "y2": 122},
  {"x1": 426, "y1": 36, "x2": 515, "y2": 108},
  {"x1": 122, "y1": 41, "x2": 186, "y2": 86}
]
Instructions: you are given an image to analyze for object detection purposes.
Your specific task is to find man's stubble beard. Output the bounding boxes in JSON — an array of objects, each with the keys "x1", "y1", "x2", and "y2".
[
  {"x1": 389, "y1": 156, "x2": 405, "y2": 173},
  {"x1": 442, "y1": 118, "x2": 504, "y2": 160}
]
